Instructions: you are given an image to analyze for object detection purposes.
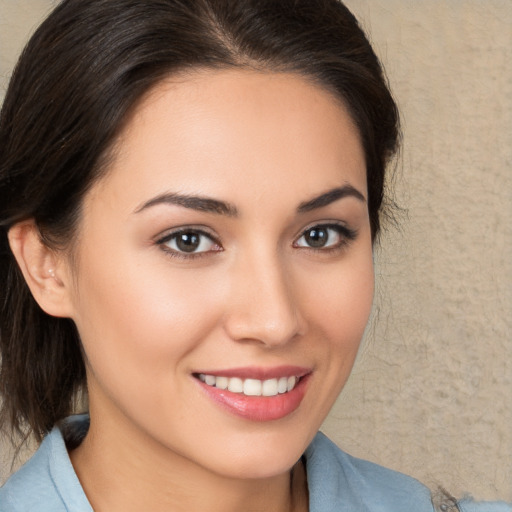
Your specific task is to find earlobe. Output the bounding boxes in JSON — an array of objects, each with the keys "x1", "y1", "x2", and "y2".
[{"x1": 8, "y1": 220, "x2": 74, "y2": 318}]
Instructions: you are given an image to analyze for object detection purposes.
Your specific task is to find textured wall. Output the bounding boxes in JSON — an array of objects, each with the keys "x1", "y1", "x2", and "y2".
[
  {"x1": 1, "y1": 0, "x2": 511, "y2": 501},
  {"x1": 325, "y1": 0, "x2": 512, "y2": 501}
]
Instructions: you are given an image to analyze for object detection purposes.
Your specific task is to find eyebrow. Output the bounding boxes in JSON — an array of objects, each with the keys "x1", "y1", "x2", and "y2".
[
  {"x1": 135, "y1": 192, "x2": 238, "y2": 216},
  {"x1": 135, "y1": 184, "x2": 365, "y2": 217},
  {"x1": 297, "y1": 185, "x2": 366, "y2": 213}
]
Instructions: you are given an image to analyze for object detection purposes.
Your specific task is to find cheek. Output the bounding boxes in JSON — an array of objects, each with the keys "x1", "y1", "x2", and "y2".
[
  {"x1": 69, "y1": 246, "x2": 224, "y2": 403},
  {"x1": 302, "y1": 251, "x2": 374, "y2": 347},
  {"x1": 305, "y1": 247, "x2": 374, "y2": 391}
]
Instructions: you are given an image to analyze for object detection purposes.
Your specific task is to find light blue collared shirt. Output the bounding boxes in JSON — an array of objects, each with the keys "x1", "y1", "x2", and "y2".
[{"x1": 1, "y1": 416, "x2": 510, "y2": 512}]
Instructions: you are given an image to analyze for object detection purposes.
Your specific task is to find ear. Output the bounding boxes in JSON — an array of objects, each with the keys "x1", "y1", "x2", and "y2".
[{"x1": 8, "y1": 220, "x2": 74, "y2": 318}]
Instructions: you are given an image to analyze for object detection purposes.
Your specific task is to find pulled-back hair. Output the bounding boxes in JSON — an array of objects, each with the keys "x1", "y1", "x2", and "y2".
[{"x1": 0, "y1": 0, "x2": 399, "y2": 443}]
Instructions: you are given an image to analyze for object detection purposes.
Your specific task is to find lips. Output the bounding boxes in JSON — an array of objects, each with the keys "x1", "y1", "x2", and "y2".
[{"x1": 193, "y1": 366, "x2": 311, "y2": 421}]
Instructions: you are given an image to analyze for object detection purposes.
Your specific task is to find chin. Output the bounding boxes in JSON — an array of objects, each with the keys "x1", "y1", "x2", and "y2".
[
  {"x1": 193, "y1": 427, "x2": 314, "y2": 481},
  {"x1": 213, "y1": 452, "x2": 301, "y2": 481}
]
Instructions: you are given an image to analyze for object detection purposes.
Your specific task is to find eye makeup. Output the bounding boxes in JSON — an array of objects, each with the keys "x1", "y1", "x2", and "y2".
[
  {"x1": 294, "y1": 222, "x2": 358, "y2": 253},
  {"x1": 155, "y1": 226, "x2": 223, "y2": 260},
  {"x1": 154, "y1": 219, "x2": 358, "y2": 262}
]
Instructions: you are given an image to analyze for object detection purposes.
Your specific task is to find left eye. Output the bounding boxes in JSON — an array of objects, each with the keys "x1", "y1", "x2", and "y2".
[
  {"x1": 159, "y1": 229, "x2": 219, "y2": 254},
  {"x1": 294, "y1": 224, "x2": 352, "y2": 249}
]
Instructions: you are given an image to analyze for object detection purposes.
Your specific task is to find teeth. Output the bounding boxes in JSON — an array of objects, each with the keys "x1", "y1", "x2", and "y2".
[
  {"x1": 198, "y1": 374, "x2": 300, "y2": 396},
  {"x1": 262, "y1": 378, "x2": 278, "y2": 396},
  {"x1": 227, "y1": 377, "x2": 243, "y2": 393},
  {"x1": 277, "y1": 376, "x2": 288, "y2": 394},
  {"x1": 243, "y1": 379, "x2": 262, "y2": 396},
  {"x1": 204, "y1": 375, "x2": 216, "y2": 386},
  {"x1": 215, "y1": 376, "x2": 228, "y2": 390}
]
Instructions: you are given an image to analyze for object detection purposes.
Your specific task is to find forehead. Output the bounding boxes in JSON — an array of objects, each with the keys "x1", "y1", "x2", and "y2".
[{"x1": 86, "y1": 69, "x2": 366, "y2": 214}]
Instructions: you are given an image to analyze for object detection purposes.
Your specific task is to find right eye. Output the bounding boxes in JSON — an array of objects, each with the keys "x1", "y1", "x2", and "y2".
[
  {"x1": 157, "y1": 229, "x2": 221, "y2": 258},
  {"x1": 293, "y1": 223, "x2": 357, "y2": 251}
]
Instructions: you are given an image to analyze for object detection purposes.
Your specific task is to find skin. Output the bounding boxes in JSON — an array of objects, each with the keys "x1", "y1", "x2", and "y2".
[{"x1": 11, "y1": 69, "x2": 374, "y2": 512}]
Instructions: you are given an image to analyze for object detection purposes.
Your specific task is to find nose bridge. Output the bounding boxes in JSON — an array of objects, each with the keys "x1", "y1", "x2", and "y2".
[{"x1": 224, "y1": 245, "x2": 302, "y2": 346}]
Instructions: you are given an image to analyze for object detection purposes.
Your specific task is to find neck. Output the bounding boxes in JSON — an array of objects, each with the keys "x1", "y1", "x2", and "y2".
[{"x1": 69, "y1": 409, "x2": 308, "y2": 512}]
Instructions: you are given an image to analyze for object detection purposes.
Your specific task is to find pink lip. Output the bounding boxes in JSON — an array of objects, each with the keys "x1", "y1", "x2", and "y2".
[
  {"x1": 193, "y1": 366, "x2": 312, "y2": 422},
  {"x1": 194, "y1": 365, "x2": 310, "y2": 380}
]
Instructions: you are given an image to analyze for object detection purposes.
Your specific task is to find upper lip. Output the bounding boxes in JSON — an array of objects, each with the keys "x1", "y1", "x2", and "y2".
[{"x1": 193, "y1": 365, "x2": 311, "y2": 380}]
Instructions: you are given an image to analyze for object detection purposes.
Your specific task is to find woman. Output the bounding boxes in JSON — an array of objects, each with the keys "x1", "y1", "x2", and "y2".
[{"x1": 0, "y1": 1, "x2": 509, "y2": 511}]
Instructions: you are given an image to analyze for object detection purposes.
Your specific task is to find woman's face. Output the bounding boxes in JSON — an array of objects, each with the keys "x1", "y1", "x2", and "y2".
[{"x1": 64, "y1": 69, "x2": 374, "y2": 479}]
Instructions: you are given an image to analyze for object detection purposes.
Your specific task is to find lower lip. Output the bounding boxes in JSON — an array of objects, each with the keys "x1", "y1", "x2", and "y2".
[{"x1": 196, "y1": 375, "x2": 310, "y2": 422}]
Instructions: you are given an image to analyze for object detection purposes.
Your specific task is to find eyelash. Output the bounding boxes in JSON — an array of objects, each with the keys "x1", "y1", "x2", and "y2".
[
  {"x1": 155, "y1": 223, "x2": 358, "y2": 260},
  {"x1": 156, "y1": 228, "x2": 222, "y2": 260},
  {"x1": 293, "y1": 223, "x2": 358, "y2": 253}
]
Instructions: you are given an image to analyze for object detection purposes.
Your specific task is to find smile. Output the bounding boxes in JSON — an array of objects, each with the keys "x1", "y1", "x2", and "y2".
[
  {"x1": 198, "y1": 374, "x2": 298, "y2": 397},
  {"x1": 194, "y1": 366, "x2": 311, "y2": 421}
]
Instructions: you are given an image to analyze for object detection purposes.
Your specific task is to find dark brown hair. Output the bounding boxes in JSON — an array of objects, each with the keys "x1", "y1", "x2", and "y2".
[{"x1": 0, "y1": 0, "x2": 399, "y2": 443}]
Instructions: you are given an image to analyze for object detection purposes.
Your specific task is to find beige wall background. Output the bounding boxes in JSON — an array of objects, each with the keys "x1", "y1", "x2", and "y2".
[{"x1": 1, "y1": 0, "x2": 511, "y2": 502}]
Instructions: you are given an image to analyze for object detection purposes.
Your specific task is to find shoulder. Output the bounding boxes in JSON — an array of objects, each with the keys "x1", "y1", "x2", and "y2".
[
  {"x1": 304, "y1": 432, "x2": 512, "y2": 512},
  {"x1": 0, "y1": 416, "x2": 92, "y2": 512},
  {"x1": 0, "y1": 430, "x2": 66, "y2": 512},
  {"x1": 457, "y1": 497, "x2": 512, "y2": 512},
  {"x1": 305, "y1": 431, "x2": 434, "y2": 512}
]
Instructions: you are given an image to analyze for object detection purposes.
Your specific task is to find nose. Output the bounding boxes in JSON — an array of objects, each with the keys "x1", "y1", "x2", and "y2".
[{"x1": 223, "y1": 251, "x2": 304, "y2": 347}]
